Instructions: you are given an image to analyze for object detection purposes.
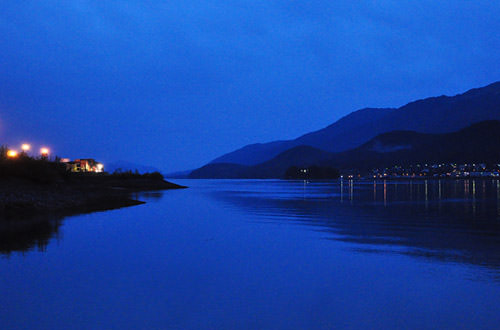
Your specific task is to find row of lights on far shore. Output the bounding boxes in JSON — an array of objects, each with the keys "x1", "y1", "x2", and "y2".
[{"x1": 6, "y1": 144, "x2": 50, "y2": 158}]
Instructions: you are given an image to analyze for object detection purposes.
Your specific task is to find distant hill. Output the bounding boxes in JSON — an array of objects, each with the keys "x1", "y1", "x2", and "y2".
[
  {"x1": 190, "y1": 121, "x2": 500, "y2": 178},
  {"x1": 164, "y1": 169, "x2": 194, "y2": 179},
  {"x1": 211, "y1": 81, "x2": 500, "y2": 166},
  {"x1": 189, "y1": 163, "x2": 251, "y2": 179},
  {"x1": 191, "y1": 146, "x2": 327, "y2": 179},
  {"x1": 326, "y1": 120, "x2": 500, "y2": 170},
  {"x1": 105, "y1": 161, "x2": 160, "y2": 174}
]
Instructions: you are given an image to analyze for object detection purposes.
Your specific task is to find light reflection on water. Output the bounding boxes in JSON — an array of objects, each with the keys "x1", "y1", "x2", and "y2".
[
  {"x1": 1, "y1": 179, "x2": 500, "y2": 329},
  {"x1": 3, "y1": 179, "x2": 500, "y2": 273},
  {"x1": 200, "y1": 179, "x2": 500, "y2": 278}
]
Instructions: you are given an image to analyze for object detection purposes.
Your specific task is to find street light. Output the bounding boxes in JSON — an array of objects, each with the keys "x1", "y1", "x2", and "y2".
[
  {"x1": 40, "y1": 147, "x2": 49, "y2": 157},
  {"x1": 7, "y1": 150, "x2": 18, "y2": 158},
  {"x1": 21, "y1": 144, "x2": 31, "y2": 152}
]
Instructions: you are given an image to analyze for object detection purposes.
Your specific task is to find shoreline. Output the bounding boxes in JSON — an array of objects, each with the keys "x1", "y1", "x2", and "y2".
[
  {"x1": 0, "y1": 176, "x2": 187, "y2": 220},
  {"x1": 339, "y1": 176, "x2": 500, "y2": 182}
]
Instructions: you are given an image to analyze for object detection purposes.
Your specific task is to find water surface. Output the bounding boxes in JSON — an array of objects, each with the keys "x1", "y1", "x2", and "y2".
[{"x1": 1, "y1": 179, "x2": 500, "y2": 329}]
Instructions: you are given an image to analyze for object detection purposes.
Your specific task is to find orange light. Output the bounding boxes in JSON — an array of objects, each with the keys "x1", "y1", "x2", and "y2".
[
  {"x1": 40, "y1": 148, "x2": 49, "y2": 156},
  {"x1": 21, "y1": 144, "x2": 31, "y2": 151},
  {"x1": 7, "y1": 150, "x2": 18, "y2": 158}
]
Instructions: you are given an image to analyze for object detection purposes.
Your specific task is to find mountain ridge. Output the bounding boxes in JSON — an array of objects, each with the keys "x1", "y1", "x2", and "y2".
[
  {"x1": 190, "y1": 120, "x2": 500, "y2": 178},
  {"x1": 210, "y1": 81, "x2": 500, "y2": 166}
]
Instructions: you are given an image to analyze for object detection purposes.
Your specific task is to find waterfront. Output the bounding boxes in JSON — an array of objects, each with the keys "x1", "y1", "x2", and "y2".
[{"x1": 1, "y1": 179, "x2": 500, "y2": 329}]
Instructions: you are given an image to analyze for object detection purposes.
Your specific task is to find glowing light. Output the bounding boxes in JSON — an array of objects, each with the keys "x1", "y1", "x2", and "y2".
[
  {"x1": 21, "y1": 144, "x2": 31, "y2": 152},
  {"x1": 7, "y1": 150, "x2": 18, "y2": 158},
  {"x1": 40, "y1": 148, "x2": 49, "y2": 156},
  {"x1": 97, "y1": 163, "x2": 104, "y2": 172}
]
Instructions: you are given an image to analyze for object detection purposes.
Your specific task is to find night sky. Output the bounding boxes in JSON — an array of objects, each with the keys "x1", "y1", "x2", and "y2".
[{"x1": 1, "y1": 1, "x2": 499, "y2": 172}]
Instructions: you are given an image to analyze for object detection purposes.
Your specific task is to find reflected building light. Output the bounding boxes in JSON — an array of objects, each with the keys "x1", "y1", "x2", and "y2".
[
  {"x1": 497, "y1": 181, "x2": 500, "y2": 217},
  {"x1": 438, "y1": 180, "x2": 442, "y2": 214},
  {"x1": 438, "y1": 180, "x2": 442, "y2": 200},
  {"x1": 340, "y1": 179, "x2": 343, "y2": 203},
  {"x1": 472, "y1": 180, "x2": 477, "y2": 216},
  {"x1": 425, "y1": 180, "x2": 428, "y2": 200},
  {"x1": 349, "y1": 180, "x2": 354, "y2": 203},
  {"x1": 383, "y1": 180, "x2": 387, "y2": 207},
  {"x1": 424, "y1": 180, "x2": 429, "y2": 210}
]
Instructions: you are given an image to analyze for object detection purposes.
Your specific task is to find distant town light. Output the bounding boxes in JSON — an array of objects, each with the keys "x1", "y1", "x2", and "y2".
[
  {"x1": 21, "y1": 144, "x2": 31, "y2": 152},
  {"x1": 7, "y1": 150, "x2": 18, "y2": 158},
  {"x1": 40, "y1": 147, "x2": 49, "y2": 156}
]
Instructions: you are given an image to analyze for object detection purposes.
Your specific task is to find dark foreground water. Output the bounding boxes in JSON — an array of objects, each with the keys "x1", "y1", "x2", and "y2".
[{"x1": 1, "y1": 179, "x2": 500, "y2": 329}]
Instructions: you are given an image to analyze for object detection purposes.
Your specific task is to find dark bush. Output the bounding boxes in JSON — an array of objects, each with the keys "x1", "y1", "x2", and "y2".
[
  {"x1": 0, "y1": 158, "x2": 68, "y2": 183},
  {"x1": 110, "y1": 170, "x2": 164, "y2": 180}
]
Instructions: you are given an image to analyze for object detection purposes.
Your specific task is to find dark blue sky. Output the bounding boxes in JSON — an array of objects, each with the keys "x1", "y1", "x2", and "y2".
[{"x1": 1, "y1": 1, "x2": 499, "y2": 172}]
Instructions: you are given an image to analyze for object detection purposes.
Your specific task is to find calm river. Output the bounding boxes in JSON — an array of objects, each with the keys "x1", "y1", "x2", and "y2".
[{"x1": 1, "y1": 179, "x2": 500, "y2": 329}]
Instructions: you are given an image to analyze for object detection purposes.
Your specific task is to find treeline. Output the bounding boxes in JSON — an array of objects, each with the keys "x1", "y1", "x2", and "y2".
[
  {"x1": 110, "y1": 169, "x2": 164, "y2": 180},
  {"x1": 0, "y1": 146, "x2": 68, "y2": 183},
  {"x1": 0, "y1": 145, "x2": 164, "y2": 183}
]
